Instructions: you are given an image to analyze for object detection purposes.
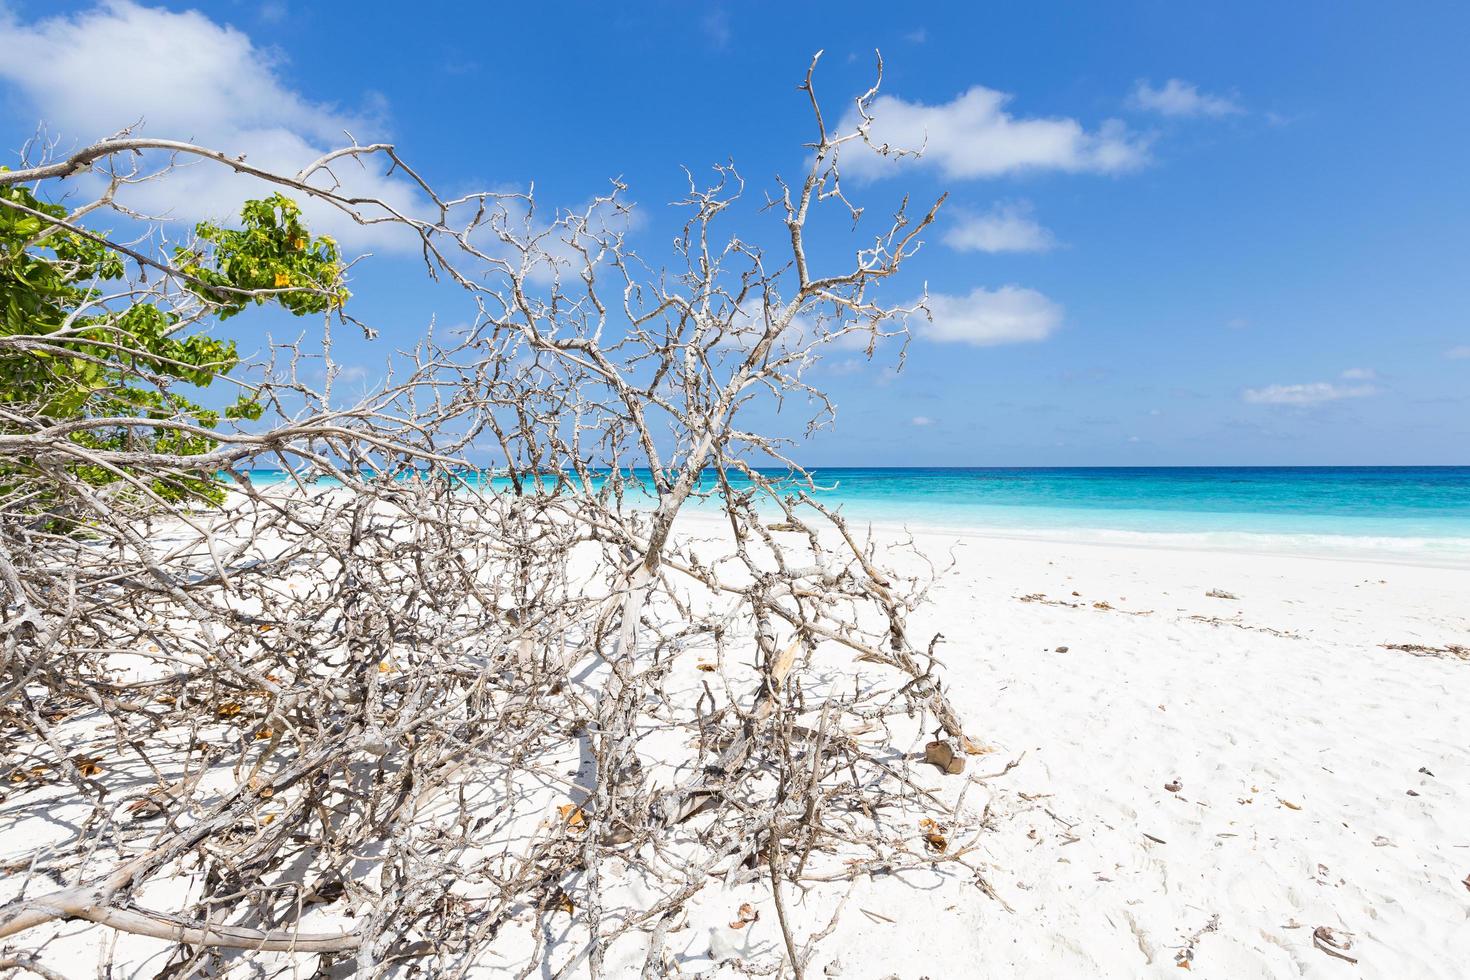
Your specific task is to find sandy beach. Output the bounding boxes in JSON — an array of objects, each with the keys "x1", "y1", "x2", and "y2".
[
  {"x1": 4, "y1": 511, "x2": 1468, "y2": 977},
  {"x1": 691, "y1": 520, "x2": 1470, "y2": 978}
]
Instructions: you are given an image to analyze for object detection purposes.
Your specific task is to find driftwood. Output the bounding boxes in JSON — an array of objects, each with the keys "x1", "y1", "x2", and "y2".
[{"x1": 0, "y1": 53, "x2": 985, "y2": 977}]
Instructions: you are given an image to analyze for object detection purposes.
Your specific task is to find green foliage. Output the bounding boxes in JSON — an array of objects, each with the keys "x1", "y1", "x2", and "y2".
[
  {"x1": 182, "y1": 194, "x2": 350, "y2": 320},
  {"x1": 0, "y1": 180, "x2": 346, "y2": 509}
]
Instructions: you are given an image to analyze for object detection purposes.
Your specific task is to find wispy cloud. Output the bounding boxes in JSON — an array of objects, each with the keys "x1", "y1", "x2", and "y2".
[
  {"x1": 825, "y1": 357, "x2": 869, "y2": 377},
  {"x1": 943, "y1": 200, "x2": 1056, "y2": 253},
  {"x1": 1243, "y1": 381, "x2": 1377, "y2": 406},
  {"x1": 1339, "y1": 367, "x2": 1376, "y2": 381},
  {"x1": 701, "y1": 7, "x2": 731, "y2": 48},
  {"x1": 1446, "y1": 345, "x2": 1470, "y2": 360},
  {"x1": 839, "y1": 87, "x2": 1148, "y2": 180},
  {"x1": 910, "y1": 415, "x2": 935, "y2": 427},
  {"x1": 921, "y1": 286, "x2": 1064, "y2": 346},
  {"x1": 904, "y1": 28, "x2": 928, "y2": 44},
  {"x1": 1131, "y1": 79, "x2": 1244, "y2": 118}
]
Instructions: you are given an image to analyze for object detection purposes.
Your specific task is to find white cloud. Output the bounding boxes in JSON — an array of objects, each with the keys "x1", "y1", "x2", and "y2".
[
  {"x1": 921, "y1": 286, "x2": 1063, "y2": 346},
  {"x1": 825, "y1": 357, "x2": 868, "y2": 376},
  {"x1": 839, "y1": 87, "x2": 1149, "y2": 180},
  {"x1": 1130, "y1": 79, "x2": 1244, "y2": 119},
  {"x1": 1242, "y1": 382, "x2": 1377, "y2": 406},
  {"x1": 1225, "y1": 317, "x2": 1251, "y2": 330},
  {"x1": 0, "y1": 2, "x2": 426, "y2": 250},
  {"x1": 1446, "y1": 346, "x2": 1470, "y2": 360},
  {"x1": 713, "y1": 298, "x2": 883, "y2": 355},
  {"x1": 910, "y1": 416, "x2": 935, "y2": 427},
  {"x1": 1339, "y1": 367, "x2": 1376, "y2": 380},
  {"x1": 943, "y1": 200, "x2": 1055, "y2": 253}
]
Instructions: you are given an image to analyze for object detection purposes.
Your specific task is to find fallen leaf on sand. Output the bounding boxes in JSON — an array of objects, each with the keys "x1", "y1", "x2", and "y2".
[
  {"x1": 1312, "y1": 926, "x2": 1357, "y2": 964},
  {"x1": 918, "y1": 817, "x2": 949, "y2": 852},
  {"x1": 556, "y1": 804, "x2": 586, "y2": 831},
  {"x1": 1280, "y1": 799, "x2": 1302, "y2": 810},
  {"x1": 74, "y1": 757, "x2": 103, "y2": 777},
  {"x1": 729, "y1": 902, "x2": 759, "y2": 929},
  {"x1": 960, "y1": 735, "x2": 995, "y2": 755},
  {"x1": 695, "y1": 662, "x2": 717, "y2": 672},
  {"x1": 1165, "y1": 779, "x2": 1183, "y2": 793},
  {"x1": 127, "y1": 796, "x2": 166, "y2": 817}
]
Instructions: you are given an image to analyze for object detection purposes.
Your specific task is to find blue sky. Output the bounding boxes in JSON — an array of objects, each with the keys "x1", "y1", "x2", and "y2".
[{"x1": 3, "y1": 1, "x2": 1468, "y2": 465}]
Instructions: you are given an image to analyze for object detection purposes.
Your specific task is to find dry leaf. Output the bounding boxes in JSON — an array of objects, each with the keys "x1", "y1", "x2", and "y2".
[
  {"x1": 127, "y1": 796, "x2": 165, "y2": 817},
  {"x1": 695, "y1": 662, "x2": 717, "y2": 672},
  {"x1": 74, "y1": 757, "x2": 103, "y2": 777},
  {"x1": 554, "y1": 890, "x2": 575, "y2": 915},
  {"x1": 217, "y1": 702, "x2": 242, "y2": 718},
  {"x1": 254, "y1": 727, "x2": 275, "y2": 740},
  {"x1": 1311, "y1": 926, "x2": 1357, "y2": 964},
  {"x1": 557, "y1": 804, "x2": 586, "y2": 831},
  {"x1": 924, "y1": 832, "x2": 948, "y2": 853},
  {"x1": 729, "y1": 902, "x2": 759, "y2": 929},
  {"x1": 1165, "y1": 779, "x2": 1183, "y2": 793},
  {"x1": 1280, "y1": 799, "x2": 1302, "y2": 811},
  {"x1": 13, "y1": 765, "x2": 49, "y2": 784},
  {"x1": 960, "y1": 735, "x2": 995, "y2": 755},
  {"x1": 769, "y1": 638, "x2": 799, "y2": 684}
]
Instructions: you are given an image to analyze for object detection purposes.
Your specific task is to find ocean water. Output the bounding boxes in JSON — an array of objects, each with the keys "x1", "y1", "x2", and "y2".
[
  {"x1": 238, "y1": 467, "x2": 1470, "y2": 564},
  {"x1": 786, "y1": 467, "x2": 1470, "y2": 563}
]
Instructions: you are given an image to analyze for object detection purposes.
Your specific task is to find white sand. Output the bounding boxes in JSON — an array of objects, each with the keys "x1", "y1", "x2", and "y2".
[
  {"x1": 744, "y1": 522, "x2": 1470, "y2": 979},
  {"x1": 4, "y1": 518, "x2": 1467, "y2": 977}
]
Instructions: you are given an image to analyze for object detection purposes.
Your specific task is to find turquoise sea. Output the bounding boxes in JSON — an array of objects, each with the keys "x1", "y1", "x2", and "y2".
[{"x1": 241, "y1": 467, "x2": 1470, "y2": 564}]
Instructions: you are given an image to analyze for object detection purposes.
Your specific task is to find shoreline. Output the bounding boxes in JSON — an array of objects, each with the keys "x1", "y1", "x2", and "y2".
[{"x1": 674, "y1": 506, "x2": 1470, "y2": 570}]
